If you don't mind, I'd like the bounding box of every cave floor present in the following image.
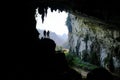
[71,67,89,78]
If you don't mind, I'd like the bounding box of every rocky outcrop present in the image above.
[66,13,120,75]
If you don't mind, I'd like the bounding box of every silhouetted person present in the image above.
[47,30,50,38]
[86,67,113,80]
[43,30,46,38]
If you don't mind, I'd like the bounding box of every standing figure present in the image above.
[43,30,46,38]
[47,30,50,38]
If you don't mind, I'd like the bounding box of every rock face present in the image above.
[66,13,120,74]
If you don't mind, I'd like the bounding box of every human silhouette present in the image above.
[86,67,113,80]
[43,30,46,38]
[47,30,50,38]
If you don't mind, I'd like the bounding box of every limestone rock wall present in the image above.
[67,13,120,74]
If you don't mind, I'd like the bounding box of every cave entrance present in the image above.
[35,7,120,78]
[35,8,69,51]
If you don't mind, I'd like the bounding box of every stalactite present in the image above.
[38,7,44,23]
[37,3,48,23]
[44,7,48,17]
[51,8,54,12]
[41,12,44,23]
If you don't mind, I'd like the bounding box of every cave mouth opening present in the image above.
[35,7,69,50]
[34,6,120,77]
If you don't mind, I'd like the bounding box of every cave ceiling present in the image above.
[34,0,120,28]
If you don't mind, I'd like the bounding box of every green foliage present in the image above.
[65,53,76,66]
[78,62,98,71]
[65,53,98,71]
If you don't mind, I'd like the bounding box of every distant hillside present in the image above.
[37,29,68,47]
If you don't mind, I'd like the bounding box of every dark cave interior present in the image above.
[4,0,120,80]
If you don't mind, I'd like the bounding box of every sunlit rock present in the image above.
[66,13,120,74]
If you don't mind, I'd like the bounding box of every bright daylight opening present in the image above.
[35,8,69,50]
